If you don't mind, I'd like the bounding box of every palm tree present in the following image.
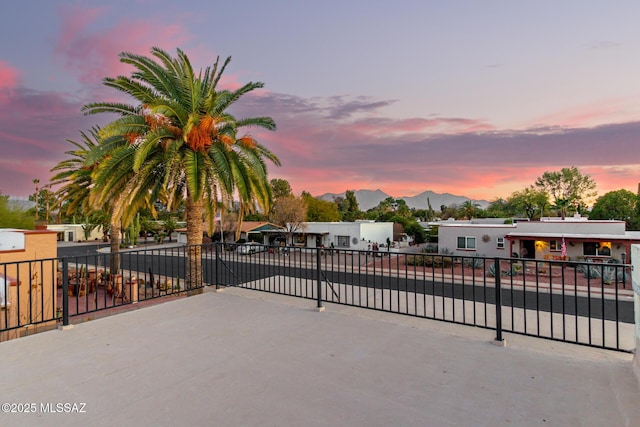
[552,198,571,220]
[82,47,280,288]
[459,200,480,220]
[50,129,98,216]
[162,218,178,243]
[51,128,153,276]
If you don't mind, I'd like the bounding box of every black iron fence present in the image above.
[1,243,634,352]
[0,245,201,341]
[210,244,634,352]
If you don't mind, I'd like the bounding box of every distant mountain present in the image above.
[318,189,490,212]
[400,190,490,211]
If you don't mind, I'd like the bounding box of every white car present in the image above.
[237,242,266,255]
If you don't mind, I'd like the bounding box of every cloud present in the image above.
[0,60,20,105]
[526,99,637,129]
[323,96,396,120]
[233,92,640,199]
[4,78,638,202]
[54,4,192,85]
[0,86,98,196]
[0,60,19,90]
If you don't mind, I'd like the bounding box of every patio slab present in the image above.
[1,286,638,426]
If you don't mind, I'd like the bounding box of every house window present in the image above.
[457,236,476,250]
[496,237,505,249]
[336,235,350,248]
[549,240,561,251]
[583,242,611,257]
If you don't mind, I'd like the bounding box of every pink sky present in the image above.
[1,2,639,204]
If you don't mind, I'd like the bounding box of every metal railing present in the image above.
[0,245,203,341]
[1,243,634,352]
[209,244,634,352]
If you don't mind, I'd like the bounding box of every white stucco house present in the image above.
[282,221,394,251]
[437,215,640,262]
[46,224,104,242]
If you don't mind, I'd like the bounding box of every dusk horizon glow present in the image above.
[1,1,639,202]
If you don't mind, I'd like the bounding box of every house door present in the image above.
[521,240,535,259]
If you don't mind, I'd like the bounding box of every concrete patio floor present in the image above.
[1,286,639,427]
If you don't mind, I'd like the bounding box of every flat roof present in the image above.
[0,288,637,426]
[505,232,640,241]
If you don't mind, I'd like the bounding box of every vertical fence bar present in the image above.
[215,243,220,290]
[316,248,323,308]
[494,258,503,342]
[62,258,69,327]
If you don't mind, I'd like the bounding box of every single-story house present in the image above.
[437,215,640,262]
[46,224,104,242]
[273,221,394,251]
[177,221,283,244]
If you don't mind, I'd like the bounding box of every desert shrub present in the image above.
[577,262,601,279]
[488,262,522,277]
[405,255,426,266]
[405,254,453,268]
[423,244,438,254]
[602,258,627,284]
[427,255,453,268]
[464,256,485,269]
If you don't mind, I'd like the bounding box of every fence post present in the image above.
[494,257,503,343]
[215,243,220,290]
[316,248,323,310]
[62,258,70,327]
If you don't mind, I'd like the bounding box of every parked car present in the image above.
[237,242,266,255]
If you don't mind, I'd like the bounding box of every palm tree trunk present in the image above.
[109,221,121,277]
[235,201,245,242]
[185,196,203,289]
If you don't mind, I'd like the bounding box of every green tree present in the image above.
[368,197,411,221]
[387,215,427,244]
[270,178,293,200]
[82,48,280,288]
[28,187,59,223]
[0,192,35,229]
[163,218,178,242]
[535,166,597,219]
[507,187,549,220]
[395,199,411,218]
[338,190,364,221]
[302,192,340,222]
[51,127,135,275]
[458,200,480,220]
[439,204,459,220]
[269,195,307,245]
[140,216,161,241]
[589,189,639,229]
[485,198,514,218]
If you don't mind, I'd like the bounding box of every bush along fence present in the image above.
[1,243,634,352]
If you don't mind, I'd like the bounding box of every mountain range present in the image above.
[318,189,490,212]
